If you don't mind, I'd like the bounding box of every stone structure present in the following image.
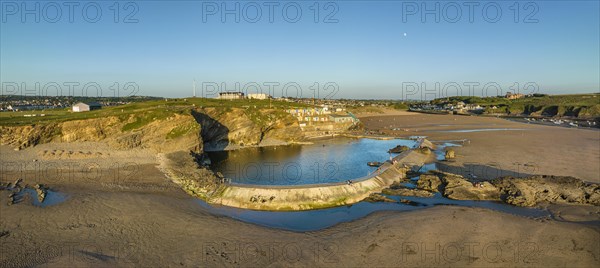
[205,139,434,210]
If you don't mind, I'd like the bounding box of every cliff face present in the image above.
[192,107,304,151]
[0,112,203,153]
[0,107,305,153]
[0,123,62,149]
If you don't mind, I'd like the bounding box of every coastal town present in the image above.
[0,95,156,112]
[3,91,597,129]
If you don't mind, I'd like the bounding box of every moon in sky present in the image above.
[403,33,407,36]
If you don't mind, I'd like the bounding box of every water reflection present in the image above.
[199,139,548,232]
[430,128,527,133]
[3,187,68,207]
[195,195,548,232]
[207,138,417,185]
[25,188,68,207]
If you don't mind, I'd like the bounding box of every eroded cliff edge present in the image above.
[0,107,309,206]
[0,107,305,152]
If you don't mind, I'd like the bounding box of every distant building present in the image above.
[328,114,355,123]
[7,105,52,111]
[465,104,483,111]
[247,93,271,100]
[505,92,525,100]
[218,92,245,100]
[72,102,101,112]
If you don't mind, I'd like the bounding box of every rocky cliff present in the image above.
[0,112,202,153]
[0,107,305,153]
[191,107,304,151]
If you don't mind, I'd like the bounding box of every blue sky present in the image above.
[1,0,599,99]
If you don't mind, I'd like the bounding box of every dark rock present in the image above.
[417,174,442,192]
[383,187,434,197]
[35,184,47,203]
[399,199,421,206]
[437,172,500,201]
[388,145,409,154]
[492,175,600,207]
[363,193,396,203]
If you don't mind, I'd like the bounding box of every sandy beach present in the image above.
[0,159,598,267]
[356,110,600,183]
[0,113,599,267]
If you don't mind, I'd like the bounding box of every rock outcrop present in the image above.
[492,175,600,207]
[439,172,500,201]
[363,193,396,203]
[158,151,221,200]
[383,187,434,197]
[410,171,600,207]
[388,145,409,154]
[382,181,434,197]
[34,184,47,203]
[416,174,442,192]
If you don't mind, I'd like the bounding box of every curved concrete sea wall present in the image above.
[207,140,434,211]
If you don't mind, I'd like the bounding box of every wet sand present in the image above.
[357,110,600,183]
[1,120,599,267]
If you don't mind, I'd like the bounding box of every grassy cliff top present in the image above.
[0,98,312,127]
[432,93,599,107]
[431,93,600,118]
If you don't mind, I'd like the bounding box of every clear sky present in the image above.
[1,0,599,99]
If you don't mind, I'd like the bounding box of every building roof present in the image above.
[73,102,101,107]
[219,92,244,95]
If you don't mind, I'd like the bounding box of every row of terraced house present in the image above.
[285,106,357,124]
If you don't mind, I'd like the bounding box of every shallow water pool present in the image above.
[195,193,549,232]
[430,128,527,133]
[207,138,418,185]
[200,140,548,232]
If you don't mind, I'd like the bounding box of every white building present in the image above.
[247,93,271,100]
[72,102,101,112]
[217,92,245,100]
[328,114,355,123]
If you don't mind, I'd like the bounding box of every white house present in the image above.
[218,92,245,100]
[72,102,101,112]
[328,114,355,123]
[247,93,271,100]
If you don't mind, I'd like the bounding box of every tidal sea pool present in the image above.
[201,138,548,231]
[207,138,417,185]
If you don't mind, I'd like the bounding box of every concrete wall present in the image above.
[207,140,433,211]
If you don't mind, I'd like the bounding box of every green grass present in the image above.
[434,93,598,106]
[392,102,409,110]
[121,108,186,131]
[166,123,199,139]
[0,98,313,127]
[432,93,600,117]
